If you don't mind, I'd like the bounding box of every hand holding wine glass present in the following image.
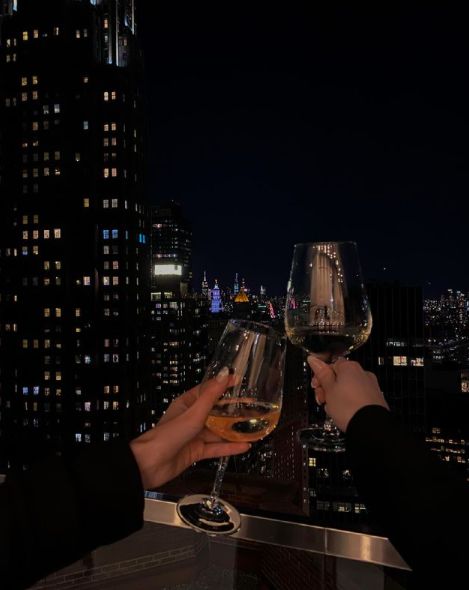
[177,319,286,535]
[285,241,372,452]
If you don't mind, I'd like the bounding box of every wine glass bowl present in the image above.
[285,241,372,452]
[176,319,286,535]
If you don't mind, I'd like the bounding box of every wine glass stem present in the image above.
[208,456,230,508]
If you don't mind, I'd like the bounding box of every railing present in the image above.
[31,496,411,590]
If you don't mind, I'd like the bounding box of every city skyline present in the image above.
[138,3,469,295]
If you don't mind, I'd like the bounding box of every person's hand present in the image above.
[307,357,389,432]
[129,371,250,489]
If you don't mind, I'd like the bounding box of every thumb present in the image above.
[307,356,336,391]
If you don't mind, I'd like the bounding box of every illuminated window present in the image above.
[21,76,27,86]
[103,276,110,286]
[104,91,109,101]
[111,168,117,177]
[112,229,118,239]
[75,29,81,39]
[54,151,60,160]
[111,198,118,208]
[75,152,81,162]
[83,197,89,208]
[103,199,109,208]
[21,92,27,101]
[54,228,61,239]
[103,138,109,147]
[33,29,39,39]
[44,151,50,161]
[44,308,51,317]
[104,18,109,29]
[111,91,117,100]
[32,91,38,100]
[83,28,88,38]
[32,230,39,239]
[32,245,39,255]
[44,261,50,270]
[103,245,110,254]
[104,123,109,132]
[111,123,117,131]
[111,137,117,146]
[83,276,91,286]
[55,307,62,318]
[83,76,89,84]
[411,358,424,367]
[32,122,39,131]
[83,120,89,130]
[112,261,119,270]
[44,167,50,176]
[112,276,119,286]
[22,31,29,41]
[32,75,38,85]
[393,356,408,367]
[103,168,110,178]
[53,27,60,36]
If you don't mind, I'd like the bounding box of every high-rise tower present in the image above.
[0,0,150,467]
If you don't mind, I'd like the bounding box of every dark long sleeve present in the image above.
[0,441,144,590]
[346,405,468,587]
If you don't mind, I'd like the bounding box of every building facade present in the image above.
[0,0,150,467]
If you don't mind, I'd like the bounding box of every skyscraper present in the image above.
[150,203,208,419]
[210,279,223,314]
[0,0,150,467]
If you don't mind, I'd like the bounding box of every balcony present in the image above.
[30,490,411,590]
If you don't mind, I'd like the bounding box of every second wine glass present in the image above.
[285,241,372,452]
[177,319,286,535]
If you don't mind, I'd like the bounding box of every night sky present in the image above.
[139,4,469,296]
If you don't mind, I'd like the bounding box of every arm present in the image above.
[308,357,469,584]
[0,372,249,589]
[0,441,143,590]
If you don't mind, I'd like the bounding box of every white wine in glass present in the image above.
[177,319,286,535]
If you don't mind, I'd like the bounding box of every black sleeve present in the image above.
[0,440,144,590]
[346,405,468,587]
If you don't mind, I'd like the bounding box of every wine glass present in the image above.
[177,319,286,535]
[285,241,372,452]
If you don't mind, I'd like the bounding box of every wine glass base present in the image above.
[298,426,346,453]
[177,494,241,536]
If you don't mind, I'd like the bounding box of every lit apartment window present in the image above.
[104,123,109,132]
[83,276,91,286]
[393,356,408,367]
[103,168,110,178]
[32,91,38,100]
[83,197,89,208]
[54,151,60,160]
[44,308,51,317]
[112,276,119,286]
[111,91,117,100]
[33,29,39,39]
[83,120,89,130]
[55,260,61,269]
[111,168,117,177]
[21,92,27,101]
[32,245,39,255]
[103,138,109,147]
[83,29,88,38]
[54,229,61,238]
[43,104,49,114]
[103,276,110,286]
[32,230,39,239]
[111,137,117,146]
[22,31,29,41]
[83,76,89,84]
[44,151,50,161]
[104,18,109,29]
[21,76,27,86]
[54,104,60,114]
[104,91,109,101]
[111,123,117,131]
[411,358,424,367]
[103,245,110,254]
[32,75,38,85]
[44,167,50,176]
[44,261,50,270]
[32,122,39,131]
[55,308,62,318]
[75,29,81,39]
[53,27,60,36]
[111,198,118,208]
[75,152,81,162]
[111,229,118,239]
[103,199,109,208]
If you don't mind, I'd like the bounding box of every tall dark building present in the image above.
[150,203,208,419]
[151,200,192,289]
[0,0,150,468]
[355,282,426,434]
